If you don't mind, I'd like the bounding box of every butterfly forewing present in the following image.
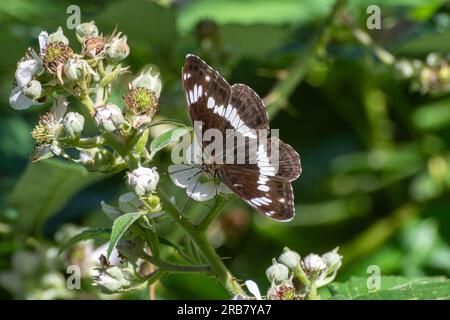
[182,54,231,146]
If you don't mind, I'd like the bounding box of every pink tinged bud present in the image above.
[127,167,160,196]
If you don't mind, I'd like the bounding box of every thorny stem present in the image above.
[142,253,210,273]
[198,196,229,232]
[158,190,246,297]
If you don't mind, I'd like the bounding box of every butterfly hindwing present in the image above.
[218,164,295,221]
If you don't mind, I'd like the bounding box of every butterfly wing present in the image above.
[182,54,231,146]
[218,164,295,221]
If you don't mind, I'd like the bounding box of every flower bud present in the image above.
[131,68,162,98]
[63,112,85,138]
[92,266,132,294]
[22,80,42,100]
[395,59,414,78]
[278,247,301,270]
[127,166,159,196]
[94,103,124,132]
[76,21,99,40]
[302,254,326,273]
[64,58,83,81]
[107,33,130,62]
[321,248,342,274]
[83,36,105,58]
[266,260,289,284]
[47,27,69,45]
[426,53,441,67]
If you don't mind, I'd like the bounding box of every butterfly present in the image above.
[177,54,301,221]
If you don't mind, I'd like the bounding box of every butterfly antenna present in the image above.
[179,171,202,218]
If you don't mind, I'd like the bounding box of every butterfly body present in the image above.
[181,54,301,221]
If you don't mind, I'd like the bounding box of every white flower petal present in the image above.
[245,280,262,300]
[9,86,33,110]
[51,95,68,122]
[38,31,49,54]
[168,164,202,188]
[186,178,216,201]
[15,59,40,88]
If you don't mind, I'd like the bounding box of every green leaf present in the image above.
[412,98,450,131]
[107,212,142,258]
[9,159,105,231]
[178,0,335,32]
[58,228,111,255]
[150,127,189,155]
[328,276,450,300]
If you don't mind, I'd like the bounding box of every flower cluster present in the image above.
[395,53,450,95]
[237,247,342,300]
[9,22,162,165]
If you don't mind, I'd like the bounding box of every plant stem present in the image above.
[142,254,210,273]
[198,196,229,232]
[159,190,246,296]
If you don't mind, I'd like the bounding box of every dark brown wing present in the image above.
[218,164,295,221]
[182,54,231,146]
[267,137,302,181]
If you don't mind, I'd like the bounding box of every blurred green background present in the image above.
[1,0,450,299]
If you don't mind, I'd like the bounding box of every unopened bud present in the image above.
[76,21,99,40]
[107,34,130,62]
[266,260,289,284]
[64,58,83,81]
[321,248,342,274]
[63,112,85,138]
[95,103,124,132]
[127,166,160,196]
[22,80,42,100]
[302,254,326,273]
[278,248,301,270]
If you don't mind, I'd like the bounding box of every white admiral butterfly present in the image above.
[179,54,301,221]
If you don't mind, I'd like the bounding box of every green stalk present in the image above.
[159,190,245,296]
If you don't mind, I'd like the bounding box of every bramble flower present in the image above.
[127,166,160,196]
[107,32,130,62]
[168,142,233,201]
[40,28,73,74]
[94,103,125,132]
[131,67,162,98]
[124,68,162,127]
[266,281,298,300]
[30,95,68,162]
[63,112,85,138]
